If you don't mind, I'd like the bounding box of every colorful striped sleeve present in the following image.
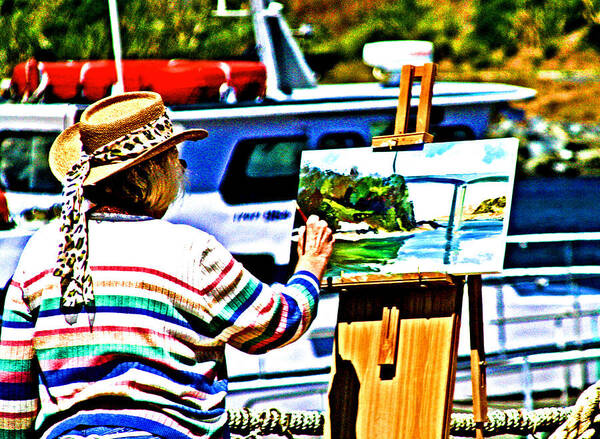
[0,278,38,438]
[193,236,320,355]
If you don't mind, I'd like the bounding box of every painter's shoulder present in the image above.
[159,219,214,243]
[11,221,61,277]
[25,221,61,249]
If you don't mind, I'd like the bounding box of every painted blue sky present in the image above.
[300,138,519,178]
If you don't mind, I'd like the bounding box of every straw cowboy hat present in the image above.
[49,91,207,186]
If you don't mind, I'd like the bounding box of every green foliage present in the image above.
[298,166,416,233]
[338,1,433,59]
[470,0,589,64]
[472,0,519,51]
[0,0,597,79]
[120,0,253,60]
[0,0,253,77]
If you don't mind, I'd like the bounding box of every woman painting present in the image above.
[0,91,333,439]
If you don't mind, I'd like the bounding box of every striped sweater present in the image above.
[0,215,319,439]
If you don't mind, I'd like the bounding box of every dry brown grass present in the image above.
[515,79,600,123]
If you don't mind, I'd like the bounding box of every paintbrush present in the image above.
[295,202,308,254]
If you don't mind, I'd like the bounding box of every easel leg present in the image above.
[468,274,488,439]
[325,278,464,439]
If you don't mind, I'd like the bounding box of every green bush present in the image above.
[338,1,433,60]
[0,0,598,79]
[0,0,251,77]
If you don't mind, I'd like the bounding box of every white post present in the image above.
[250,0,316,99]
[108,0,125,94]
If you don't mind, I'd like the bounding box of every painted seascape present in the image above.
[297,138,519,284]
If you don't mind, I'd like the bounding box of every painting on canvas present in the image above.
[296,138,519,285]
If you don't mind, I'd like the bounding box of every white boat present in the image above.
[0,0,536,289]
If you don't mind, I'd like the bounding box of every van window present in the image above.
[0,132,62,193]
[370,119,395,138]
[221,136,306,204]
[246,141,302,178]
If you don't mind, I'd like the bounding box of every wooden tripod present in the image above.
[323,63,488,439]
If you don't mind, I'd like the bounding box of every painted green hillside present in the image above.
[298,165,416,232]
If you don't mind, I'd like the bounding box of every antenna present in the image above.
[107,0,124,94]
[250,0,317,98]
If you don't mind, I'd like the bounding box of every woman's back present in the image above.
[0,91,332,439]
[6,216,320,439]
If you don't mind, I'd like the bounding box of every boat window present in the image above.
[317,132,367,149]
[369,107,445,139]
[370,119,396,138]
[506,274,600,297]
[505,240,600,271]
[0,131,62,193]
[220,136,306,204]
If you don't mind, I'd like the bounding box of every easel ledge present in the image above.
[372,132,434,149]
[324,271,454,289]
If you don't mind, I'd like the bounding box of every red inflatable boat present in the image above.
[10,58,267,105]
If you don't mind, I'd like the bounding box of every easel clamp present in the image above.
[371,62,437,151]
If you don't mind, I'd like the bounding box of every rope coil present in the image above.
[550,381,600,439]
[451,407,573,436]
[228,408,324,438]
[227,381,600,438]
[227,406,572,438]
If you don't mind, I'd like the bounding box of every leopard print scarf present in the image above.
[55,112,173,325]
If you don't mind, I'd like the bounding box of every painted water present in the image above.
[327,218,505,279]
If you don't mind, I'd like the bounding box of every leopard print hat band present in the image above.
[55,113,174,325]
[50,92,205,187]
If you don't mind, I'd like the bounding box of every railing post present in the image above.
[495,285,507,353]
[522,357,533,411]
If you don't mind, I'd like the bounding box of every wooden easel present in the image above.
[323,63,488,439]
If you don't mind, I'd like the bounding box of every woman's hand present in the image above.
[295,215,334,282]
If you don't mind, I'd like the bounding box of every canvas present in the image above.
[296,138,519,285]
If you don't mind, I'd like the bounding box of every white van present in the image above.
[0,79,534,285]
